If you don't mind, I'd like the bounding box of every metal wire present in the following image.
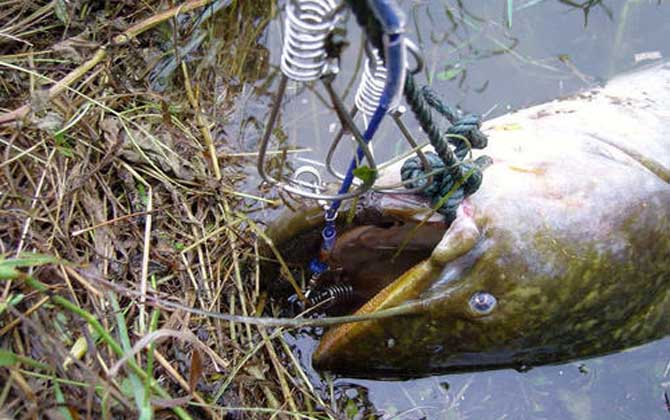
[257,0,381,201]
[256,76,380,201]
[325,47,434,194]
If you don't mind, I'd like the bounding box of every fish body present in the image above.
[267,62,670,377]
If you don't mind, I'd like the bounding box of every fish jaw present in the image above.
[312,205,491,374]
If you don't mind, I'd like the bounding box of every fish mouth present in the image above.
[265,191,449,313]
[311,201,484,373]
[310,194,449,313]
[264,191,488,374]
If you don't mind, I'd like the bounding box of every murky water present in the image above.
[242,1,670,418]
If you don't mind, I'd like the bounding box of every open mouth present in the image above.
[273,192,449,315]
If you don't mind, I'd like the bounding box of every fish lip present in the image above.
[311,204,486,373]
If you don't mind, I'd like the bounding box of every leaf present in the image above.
[54,0,70,25]
[63,336,88,370]
[53,380,75,420]
[54,132,74,158]
[0,253,61,268]
[345,398,359,419]
[188,349,203,393]
[352,165,377,185]
[0,349,51,371]
[0,253,60,280]
[109,292,148,416]
[0,294,24,315]
[0,265,20,280]
[54,131,66,144]
[136,182,148,205]
[0,349,18,367]
[436,66,465,81]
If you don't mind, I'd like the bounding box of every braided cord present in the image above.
[402,59,490,221]
[403,75,460,180]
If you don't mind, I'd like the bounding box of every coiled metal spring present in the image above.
[257,0,380,201]
[325,42,436,194]
[355,51,387,117]
[306,283,355,309]
[281,0,340,82]
[259,0,433,202]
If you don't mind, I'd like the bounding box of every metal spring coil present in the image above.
[306,283,355,308]
[355,51,387,117]
[281,0,340,82]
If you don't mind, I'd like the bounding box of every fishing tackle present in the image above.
[355,48,388,117]
[257,0,379,201]
[254,0,495,338]
[259,0,485,309]
[280,0,340,82]
[325,45,436,194]
[257,0,432,203]
[306,283,355,309]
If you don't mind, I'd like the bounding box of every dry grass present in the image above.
[0,1,339,418]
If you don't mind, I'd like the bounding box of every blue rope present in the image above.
[318,80,388,262]
[311,16,406,276]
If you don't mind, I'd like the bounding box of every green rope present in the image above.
[345,0,491,223]
[401,75,490,221]
[422,86,488,158]
[421,85,459,122]
[402,75,459,175]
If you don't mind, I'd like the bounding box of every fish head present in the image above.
[264,63,670,377]
[313,142,668,376]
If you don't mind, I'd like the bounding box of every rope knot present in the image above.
[447,114,488,159]
[401,154,490,223]
[401,84,493,223]
[400,152,444,197]
[343,0,492,227]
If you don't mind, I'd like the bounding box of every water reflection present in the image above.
[340,337,670,419]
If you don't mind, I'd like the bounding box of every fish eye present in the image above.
[469,291,497,315]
